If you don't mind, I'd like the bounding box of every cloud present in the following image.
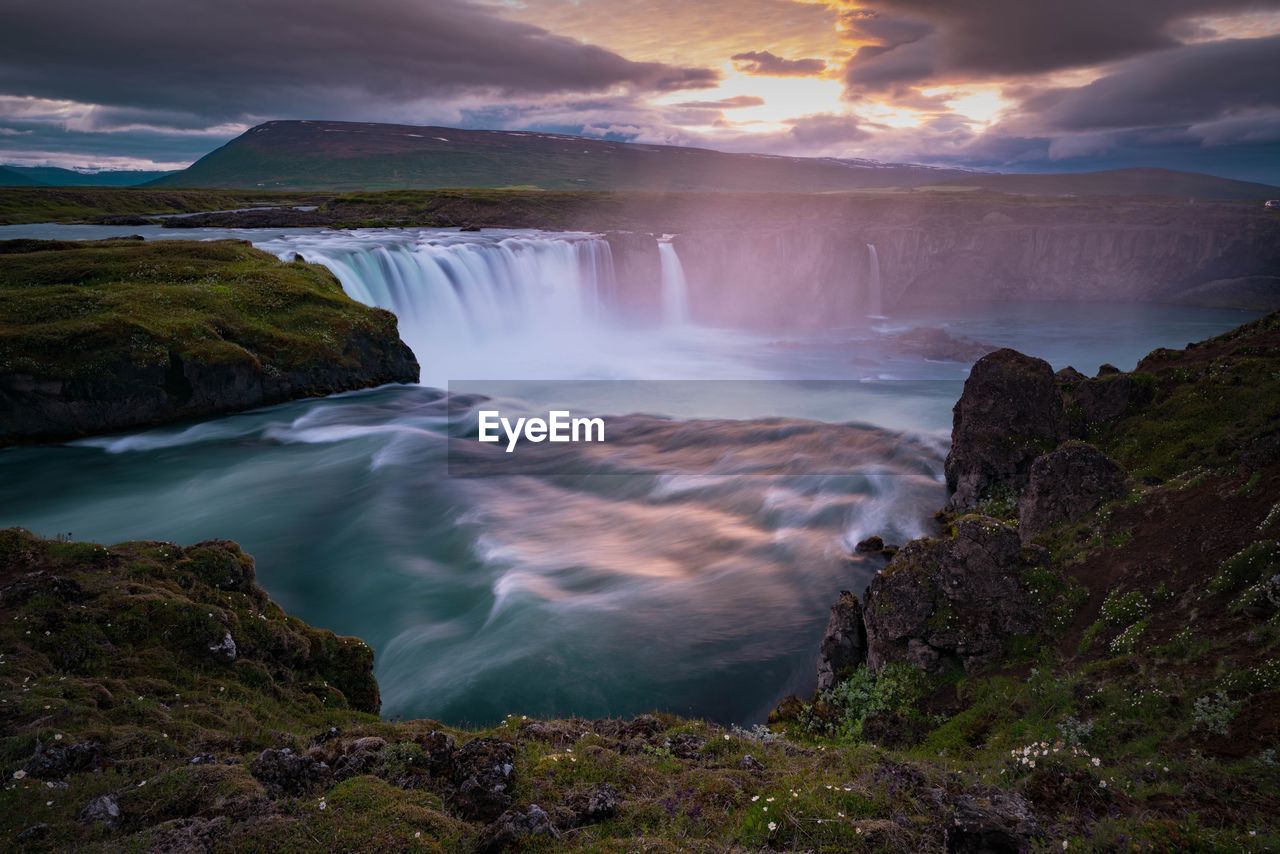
[784,113,873,146]
[731,51,829,76]
[839,0,1269,92]
[672,96,767,109]
[0,0,718,128]
[1020,35,1280,131]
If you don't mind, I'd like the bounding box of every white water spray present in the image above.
[657,240,691,325]
[866,243,884,319]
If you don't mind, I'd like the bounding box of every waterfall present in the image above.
[266,229,620,384]
[657,240,691,325]
[866,243,884,318]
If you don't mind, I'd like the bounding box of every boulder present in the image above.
[452,738,516,821]
[1054,366,1085,383]
[863,517,1043,673]
[816,591,867,692]
[1018,442,1127,542]
[24,740,100,779]
[854,536,885,553]
[477,804,559,853]
[79,793,121,828]
[566,783,620,825]
[945,789,1041,853]
[945,349,1066,512]
[415,730,457,777]
[249,748,331,798]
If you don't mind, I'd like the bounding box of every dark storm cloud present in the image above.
[1021,36,1280,131]
[731,51,829,76]
[841,0,1272,91]
[0,0,719,127]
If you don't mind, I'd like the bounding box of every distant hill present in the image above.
[150,120,972,192]
[938,168,1278,200]
[150,121,1279,198]
[1,166,175,187]
[0,166,44,187]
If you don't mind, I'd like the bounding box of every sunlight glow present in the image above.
[658,66,846,131]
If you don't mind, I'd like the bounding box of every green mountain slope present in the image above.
[150,121,1280,198]
[149,120,972,192]
[3,166,175,187]
[0,165,44,187]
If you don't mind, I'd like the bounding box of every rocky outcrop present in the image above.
[862,517,1043,673]
[452,738,517,821]
[249,748,332,798]
[0,238,420,445]
[945,349,1066,511]
[816,590,867,692]
[1018,442,1127,542]
[0,336,418,444]
[1066,372,1155,431]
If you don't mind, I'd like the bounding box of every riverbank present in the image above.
[0,238,418,444]
[2,311,1278,850]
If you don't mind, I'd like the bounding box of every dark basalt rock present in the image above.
[1054,366,1086,383]
[945,349,1066,512]
[249,748,331,798]
[855,535,885,553]
[816,590,867,692]
[1069,372,1154,429]
[665,733,708,759]
[477,804,559,853]
[945,788,1041,853]
[24,739,101,779]
[566,783,620,825]
[79,793,121,828]
[415,730,458,777]
[452,738,517,821]
[1,337,419,445]
[863,517,1043,673]
[1018,442,1127,543]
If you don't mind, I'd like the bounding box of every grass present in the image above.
[0,238,403,381]
[0,188,311,226]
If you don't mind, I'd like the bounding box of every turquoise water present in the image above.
[0,224,1258,724]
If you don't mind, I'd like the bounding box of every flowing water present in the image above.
[0,224,1259,725]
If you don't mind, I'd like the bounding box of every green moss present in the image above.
[0,238,403,383]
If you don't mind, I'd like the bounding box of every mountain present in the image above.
[2,165,175,186]
[0,165,44,187]
[149,120,972,192]
[150,120,1279,198]
[938,167,1279,200]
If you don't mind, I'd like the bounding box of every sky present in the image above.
[0,0,1278,182]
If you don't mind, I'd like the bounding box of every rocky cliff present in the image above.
[0,239,419,444]
[665,204,1280,327]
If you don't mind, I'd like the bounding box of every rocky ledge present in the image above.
[0,238,419,444]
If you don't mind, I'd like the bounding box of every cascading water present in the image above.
[657,239,692,325]
[866,243,884,318]
[0,222,1251,726]
[261,229,624,384]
